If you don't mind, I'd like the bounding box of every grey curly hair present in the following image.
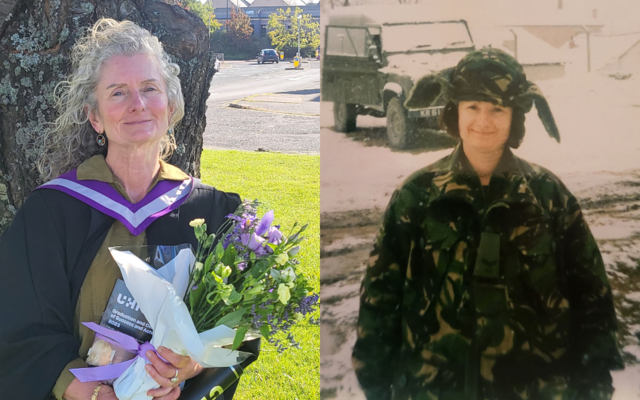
[38,18,185,181]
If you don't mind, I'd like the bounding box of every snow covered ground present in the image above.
[320,72,640,398]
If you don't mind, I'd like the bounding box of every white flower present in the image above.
[277,283,291,305]
[195,262,203,271]
[275,253,289,266]
[189,218,205,227]
[281,266,296,282]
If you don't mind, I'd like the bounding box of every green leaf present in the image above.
[222,243,238,267]
[216,242,225,260]
[215,307,247,328]
[251,260,271,279]
[204,234,215,250]
[212,271,223,283]
[197,225,206,240]
[189,284,205,311]
[227,289,242,305]
[232,326,249,351]
[206,291,219,304]
[259,324,271,339]
[204,253,215,275]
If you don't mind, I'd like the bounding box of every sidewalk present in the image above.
[231,91,320,116]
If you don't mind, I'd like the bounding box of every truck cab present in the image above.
[322,10,475,149]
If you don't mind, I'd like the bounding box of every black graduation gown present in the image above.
[0,181,259,400]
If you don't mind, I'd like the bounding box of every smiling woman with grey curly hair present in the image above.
[0,18,259,400]
[38,18,185,181]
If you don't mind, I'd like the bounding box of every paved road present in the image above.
[203,60,320,154]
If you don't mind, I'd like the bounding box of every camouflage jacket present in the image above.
[353,145,623,400]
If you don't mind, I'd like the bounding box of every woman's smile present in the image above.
[458,100,512,154]
[88,54,174,149]
[124,120,152,125]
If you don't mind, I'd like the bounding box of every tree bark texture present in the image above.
[0,0,216,233]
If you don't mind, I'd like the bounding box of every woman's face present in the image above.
[458,101,513,154]
[88,54,174,150]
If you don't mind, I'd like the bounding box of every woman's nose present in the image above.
[128,90,147,112]
[475,108,493,128]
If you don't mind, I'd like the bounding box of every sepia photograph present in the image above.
[320,0,640,398]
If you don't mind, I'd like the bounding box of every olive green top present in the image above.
[52,155,189,399]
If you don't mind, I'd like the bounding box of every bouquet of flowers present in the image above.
[186,199,319,351]
[71,200,318,400]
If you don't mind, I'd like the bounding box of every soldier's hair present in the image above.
[38,18,185,181]
[440,101,526,149]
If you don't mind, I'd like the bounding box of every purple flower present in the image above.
[267,226,283,245]
[253,245,268,257]
[226,214,243,222]
[237,262,247,271]
[241,233,251,246]
[255,210,274,236]
[248,233,266,251]
[191,285,198,291]
[241,217,254,230]
[223,233,233,249]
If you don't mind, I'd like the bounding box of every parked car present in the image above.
[257,49,279,64]
[321,10,475,149]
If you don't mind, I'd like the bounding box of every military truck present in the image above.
[322,10,475,149]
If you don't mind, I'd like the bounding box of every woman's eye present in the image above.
[468,104,478,110]
[144,87,157,92]
[112,91,124,97]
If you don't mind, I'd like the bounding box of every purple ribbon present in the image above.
[70,322,160,382]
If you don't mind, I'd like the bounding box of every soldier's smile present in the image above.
[458,100,512,154]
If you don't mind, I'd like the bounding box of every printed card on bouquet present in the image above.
[82,279,153,373]
[100,279,153,343]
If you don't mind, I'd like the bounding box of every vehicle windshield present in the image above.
[381,21,472,53]
[265,50,277,55]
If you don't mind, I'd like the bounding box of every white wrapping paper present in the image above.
[109,248,251,400]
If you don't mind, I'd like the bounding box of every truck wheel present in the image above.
[334,103,357,132]
[386,97,415,149]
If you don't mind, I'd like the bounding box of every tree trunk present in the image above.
[0,0,216,233]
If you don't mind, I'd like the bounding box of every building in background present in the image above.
[207,0,320,38]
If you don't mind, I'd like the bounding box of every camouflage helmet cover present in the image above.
[405,47,560,142]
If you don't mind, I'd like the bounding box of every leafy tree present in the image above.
[225,8,254,49]
[267,8,320,57]
[179,0,222,33]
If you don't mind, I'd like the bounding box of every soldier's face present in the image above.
[458,101,512,154]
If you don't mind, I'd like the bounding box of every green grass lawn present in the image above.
[200,149,320,400]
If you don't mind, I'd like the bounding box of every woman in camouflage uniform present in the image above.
[352,48,624,400]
